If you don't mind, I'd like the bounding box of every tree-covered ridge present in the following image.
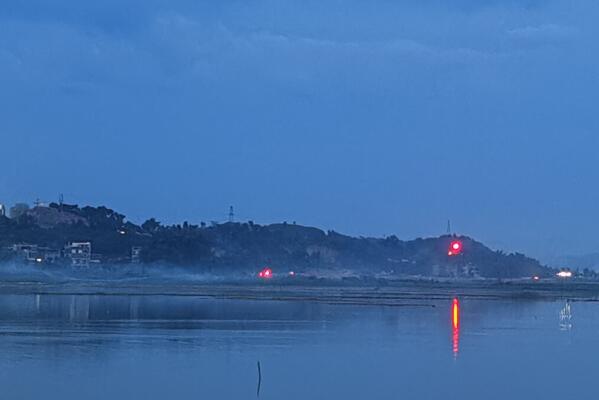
[0,203,549,278]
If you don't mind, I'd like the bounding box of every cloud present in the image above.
[1,1,584,92]
[507,24,580,41]
[1,0,599,258]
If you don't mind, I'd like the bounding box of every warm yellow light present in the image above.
[452,298,459,329]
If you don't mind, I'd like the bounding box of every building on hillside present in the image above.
[10,244,39,263]
[131,247,142,264]
[9,244,60,264]
[65,242,92,267]
[0,204,5,217]
[39,248,61,264]
[9,203,30,219]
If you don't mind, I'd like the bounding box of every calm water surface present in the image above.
[0,294,594,399]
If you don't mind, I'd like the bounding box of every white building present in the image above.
[65,242,92,267]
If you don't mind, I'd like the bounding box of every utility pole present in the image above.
[228,206,235,223]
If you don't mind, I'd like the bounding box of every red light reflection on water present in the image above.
[452,298,460,356]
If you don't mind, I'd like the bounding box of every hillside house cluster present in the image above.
[6,242,142,267]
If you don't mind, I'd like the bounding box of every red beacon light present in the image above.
[258,267,273,279]
[448,240,463,256]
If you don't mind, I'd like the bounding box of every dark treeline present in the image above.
[0,203,550,278]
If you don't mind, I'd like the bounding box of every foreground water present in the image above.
[0,293,593,399]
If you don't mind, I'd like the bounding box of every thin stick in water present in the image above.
[257,361,262,397]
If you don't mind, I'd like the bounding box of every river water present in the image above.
[0,294,592,399]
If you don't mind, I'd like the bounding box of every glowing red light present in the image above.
[448,241,463,256]
[258,267,273,279]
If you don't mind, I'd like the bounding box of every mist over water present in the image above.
[0,262,252,284]
[0,294,593,399]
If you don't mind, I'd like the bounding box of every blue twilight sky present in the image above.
[0,1,598,260]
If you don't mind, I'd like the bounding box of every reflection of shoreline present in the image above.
[559,301,572,331]
[0,281,598,303]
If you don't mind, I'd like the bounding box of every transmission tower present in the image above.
[228,206,235,223]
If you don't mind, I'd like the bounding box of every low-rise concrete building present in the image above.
[65,242,92,267]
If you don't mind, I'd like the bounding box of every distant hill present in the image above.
[0,203,550,278]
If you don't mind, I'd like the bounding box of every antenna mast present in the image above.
[228,206,235,223]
